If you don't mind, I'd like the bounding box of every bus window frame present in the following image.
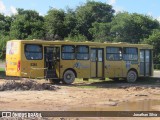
[76,45,89,60]
[24,44,43,60]
[123,47,138,61]
[106,47,122,61]
[61,45,75,60]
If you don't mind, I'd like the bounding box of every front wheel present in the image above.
[126,70,137,83]
[62,70,75,84]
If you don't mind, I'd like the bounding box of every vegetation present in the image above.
[0,68,5,71]
[0,1,160,66]
[72,78,160,88]
[0,67,5,78]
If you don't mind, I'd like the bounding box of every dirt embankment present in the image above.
[0,80,60,91]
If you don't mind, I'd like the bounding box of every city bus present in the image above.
[5,40,153,84]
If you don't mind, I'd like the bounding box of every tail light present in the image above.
[17,60,21,71]
[5,61,7,71]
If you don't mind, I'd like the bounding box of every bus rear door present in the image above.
[140,49,152,76]
[90,48,104,78]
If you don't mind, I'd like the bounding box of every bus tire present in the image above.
[126,70,137,83]
[62,70,75,84]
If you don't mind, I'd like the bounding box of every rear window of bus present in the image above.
[25,44,42,60]
[6,41,19,55]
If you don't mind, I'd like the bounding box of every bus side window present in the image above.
[90,49,96,62]
[62,45,75,60]
[106,47,122,61]
[76,45,89,60]
[123,47,138,61]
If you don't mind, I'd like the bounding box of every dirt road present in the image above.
[0,61,160,119]
[154,71,160,77]
[0,78,160,119]
[1,84,160,111]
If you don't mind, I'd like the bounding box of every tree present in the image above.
[110,12,159,43]
[0,14,7,36]
[10,9,45,40]
[0,36,9,60]
[44,8,66,40]
[0,14,12,37]
[75,1,115,40]
[63,8,77,37]
[0,14,13,59]
[89,22,111,42]
[144,29,160,64]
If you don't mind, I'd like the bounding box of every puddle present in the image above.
[110,99,160,111]
[70,99,160,111]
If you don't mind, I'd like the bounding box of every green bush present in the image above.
[0,36,9,60]
[64,34,88,42]
[154,64,160,70]
[154,64,157,69]
[157,64,160,70]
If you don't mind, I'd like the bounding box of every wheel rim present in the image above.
[127,71,137,82]
[66,74,72,80]
[63,70,75,84]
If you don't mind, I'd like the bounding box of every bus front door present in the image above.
[140,49,152,76]
[44,46,60,79]
[90,48,104,78]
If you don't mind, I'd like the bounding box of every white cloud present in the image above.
[39,12,45,16]
[114,6,124,13]
[0,0,6,12]
[0,0,17,16]
[147,12,152,16]
[107,0,116,5]
[106,0,124,13]
[10,6,18,15]
[156,16,160,22]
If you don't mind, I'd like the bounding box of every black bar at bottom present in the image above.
[0,111,160,117]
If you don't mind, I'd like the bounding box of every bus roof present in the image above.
[8,40,153,49]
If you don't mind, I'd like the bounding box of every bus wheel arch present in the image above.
[126,69,138,83]
[62,68,77,84]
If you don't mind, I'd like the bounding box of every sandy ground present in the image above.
[1,84,159,111]
[0,78,160,120]
[0,64,160,119]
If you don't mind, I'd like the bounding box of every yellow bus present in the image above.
[6,40,153,84]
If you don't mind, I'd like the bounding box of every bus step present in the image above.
[46,70,57,79]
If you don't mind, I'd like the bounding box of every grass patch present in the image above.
[0,67,5,78]
[137,77,160,85]
[75,78,111,83]
[72,78,113,88]
[72,77,160,89]
[0,68,5,71]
